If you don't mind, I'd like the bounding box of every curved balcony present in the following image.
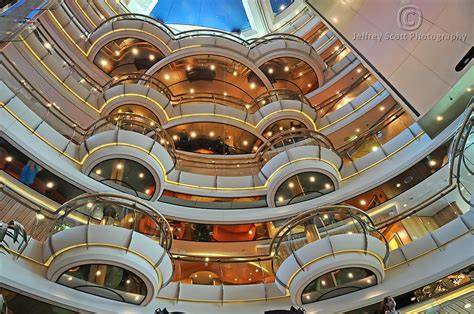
[79,112,176,199]
[103,72,313,115]
[269,205,389,305]
[40,193,174,305]
[451,103,473,206]
[256,128,342,205]
[83,13,325,87]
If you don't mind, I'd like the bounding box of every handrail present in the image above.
[336,105,404,154]
[255,127,343,171]
[103,72,312,113]
[92,13,316,53]
[374,99,473,229]
[83,112,177,173]
[47,192,173,250]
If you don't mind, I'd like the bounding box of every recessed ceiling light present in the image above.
[467,87,472,92]
[43,42,52,49]
[209,131,215,137]
[164,74,170,80]
[356,68,362,73]
[268,68,274,74]
[131,47,139,55]
[436,115,444,122]
[186,65,192,71]
[379,106,385,111]
[428,159,437,167]
[99,59,108,67]
[5,156,12,162]
[371,146,379,152]
[36,213,45,220]
[190,88,195,93]
[284,66,290,72]
[114,50,120,56]
[288,182,295,188]
[138,172,145,179]
[250,82,256,89]
[464,303,471,309]
[277,196,284,202]
[348,272,354,279]
[86,202,94,208]
[233,70,238,76]
[210,64,216,70]
[190,131,197,138]
[279,4,286,11]
[242,140,249,146]
[116,163,123,170]
[149,54,155,61]
[324,183,332,189]
[360,199,367,206]
[309,176,315,182]
[396,183,401,188]
[46,182,54,189]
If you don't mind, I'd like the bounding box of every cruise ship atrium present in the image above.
[0,0,472,313]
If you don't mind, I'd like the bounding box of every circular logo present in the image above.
[397,5,423,31]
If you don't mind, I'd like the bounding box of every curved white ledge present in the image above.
[85,18,325,86]
[275,233,386,305]
[79,130,174,198]
[317,81,386,130]
[100,84,317,133]
[43,224,173,305]
[260,145,342,206]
